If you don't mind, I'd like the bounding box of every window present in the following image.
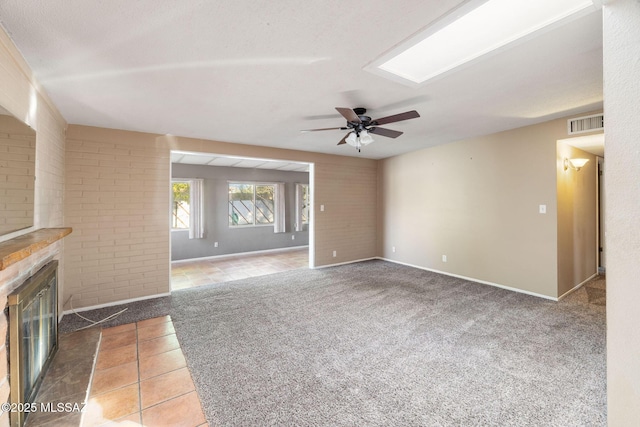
[172,180,191,229]
[172,179,204,238]
[229,183,275,226]
[295,183,309,231]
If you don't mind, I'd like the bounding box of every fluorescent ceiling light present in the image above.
[375,0,600,84]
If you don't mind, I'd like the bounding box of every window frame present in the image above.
[295,183,309,231]
[171,179,192,231]
[228,181,277,228]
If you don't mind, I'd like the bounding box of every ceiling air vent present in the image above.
[568,113,604,135]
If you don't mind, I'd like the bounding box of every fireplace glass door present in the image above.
[8,260,59,427]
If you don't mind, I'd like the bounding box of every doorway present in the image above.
[169,151,313,290]
[558,133,606,295]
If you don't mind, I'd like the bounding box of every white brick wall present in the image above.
[0,115,35,235]
[64,128,171,308]
[64,130,379,309]
[0,26,67,427]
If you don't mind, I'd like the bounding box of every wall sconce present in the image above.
[564,158,589,171]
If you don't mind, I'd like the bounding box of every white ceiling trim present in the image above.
[170,151,310,172]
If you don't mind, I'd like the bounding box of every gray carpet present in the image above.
[59,260,605,425]
[59,294,171,333]
[169,260,606,426]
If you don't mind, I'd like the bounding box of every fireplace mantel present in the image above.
[0,228,72,271]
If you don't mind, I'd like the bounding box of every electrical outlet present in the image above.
[321,204,325,212]
[291,235,295,240]
[442,255,447,262]
[332,250,337,257]
[214,242,218,248]
[539,204,546,214]
[392,246,396,253]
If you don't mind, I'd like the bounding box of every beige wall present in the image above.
[556,142,597,297]
[0,26,67,427]
[379,115,599,299]
[63,129,378,309]
[604,0,640,424]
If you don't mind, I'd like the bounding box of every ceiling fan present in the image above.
[302,107,420,152]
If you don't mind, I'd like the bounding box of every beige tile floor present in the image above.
[171,247,309,290]
[83,316,207,427]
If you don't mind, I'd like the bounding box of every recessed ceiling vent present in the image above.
[568,113,604,135]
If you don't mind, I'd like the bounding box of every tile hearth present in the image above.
[25,316,207,427]
[24,328,100,427]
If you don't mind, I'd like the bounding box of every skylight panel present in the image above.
[371,0,600,85]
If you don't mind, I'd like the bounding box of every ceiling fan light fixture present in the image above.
[345,130,375,150]
[345,132,358,146]
[302,107,417,151]
[359,130,374,145]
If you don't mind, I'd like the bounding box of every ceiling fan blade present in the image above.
[301,127,347,133]
[371,110,420,126]
[337,133,350,145]
[335,107,362,123]
[369,127,403,138]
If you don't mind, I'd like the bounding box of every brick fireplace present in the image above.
[0,229,71,427]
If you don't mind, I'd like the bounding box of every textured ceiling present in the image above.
[0,1,603,159]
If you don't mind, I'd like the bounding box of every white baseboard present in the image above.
[377,257,558,301]
[62,292,171,316]
[61,257,583,317]
[557,272,598,300]
[313,257,378,269]
[172,245,309,264]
